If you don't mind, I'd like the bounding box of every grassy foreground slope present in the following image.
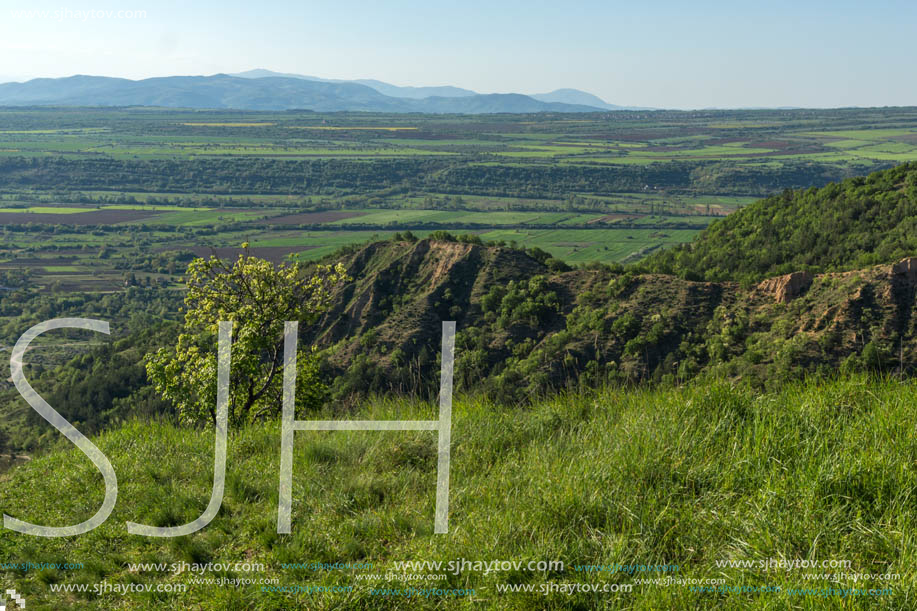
[2,374,915,609]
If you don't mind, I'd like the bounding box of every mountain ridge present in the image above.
[0,73,617,113]
[231,69,480,100]
[530,87,642,110]
[302,234,917,402]
[229,69,648,108]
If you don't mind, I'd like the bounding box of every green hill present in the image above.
[2,376,915,609]
[640,162,917,283]
[297,234,917,403]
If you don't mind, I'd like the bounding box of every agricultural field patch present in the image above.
[0,209,162,225]
[265,210,369,225]
[477,228,701,263]
[168,245,318,263]
[287,126,419,131]
[181,122,276,127]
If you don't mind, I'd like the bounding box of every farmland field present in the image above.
[1,106,917,291]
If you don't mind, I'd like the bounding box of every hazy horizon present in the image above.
[1,0,916,109]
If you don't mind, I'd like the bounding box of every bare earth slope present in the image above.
[304,238,917,399]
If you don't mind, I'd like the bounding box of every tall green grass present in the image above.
[1,374,915,609]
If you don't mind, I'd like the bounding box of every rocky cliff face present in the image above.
[893,257,917,282]
[302,239,547,391]
[305,240,917,399]
[757,271,813,303]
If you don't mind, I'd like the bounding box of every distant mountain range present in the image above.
[0,70,651,113]
[231,69,481,100]
[230,69,635,109]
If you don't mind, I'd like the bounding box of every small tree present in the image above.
[146,245,349,426]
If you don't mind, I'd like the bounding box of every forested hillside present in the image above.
[299,231,917,405]
[0,156,855,199]
[641,162,917,282]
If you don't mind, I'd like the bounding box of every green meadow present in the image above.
[1,375,913,609]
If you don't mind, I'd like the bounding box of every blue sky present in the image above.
[1,0,915,108]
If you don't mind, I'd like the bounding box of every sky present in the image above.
[1,0,915,109]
